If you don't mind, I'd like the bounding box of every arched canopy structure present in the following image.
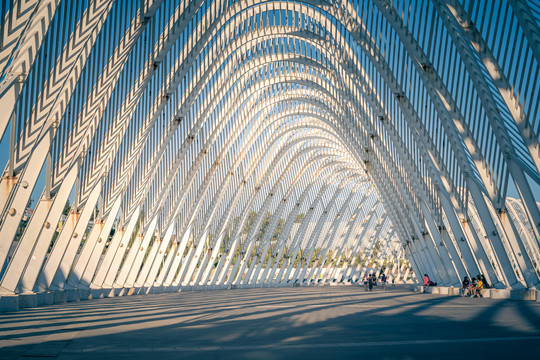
[0,0,539,296]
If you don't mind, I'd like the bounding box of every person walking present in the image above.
[381,273,387,291]
[363,275,368,291]
[368,274,374,291]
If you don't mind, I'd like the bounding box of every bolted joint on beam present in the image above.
[421,63,433,73]
[464,19,474,30]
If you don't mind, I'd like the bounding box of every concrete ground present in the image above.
[1,285,540,359]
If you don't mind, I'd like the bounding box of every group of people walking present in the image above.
[362,273,386,291]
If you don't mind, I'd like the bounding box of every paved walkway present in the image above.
[1,285,540,359]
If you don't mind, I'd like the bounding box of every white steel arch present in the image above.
[0,0,539,302]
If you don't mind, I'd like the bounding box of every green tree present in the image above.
[309,248,320,267]
[62,200,71,215]
[256,212,272,241]
[293,249,303,267]
[324,250,334,266]
[243,211,258,235]
[272,218,285,241]
[231,246,242,264]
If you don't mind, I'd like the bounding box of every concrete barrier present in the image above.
[511,289,537,301]
[36,292,54,306]
[52,290,66,304]
[66,289,80,302]
[19,293,37,308]
[91,289,104,299]
[79,289,91,301]
[490,289,511,299]
[1,282,303,312]
[126,287,136,296]
[0,295,19,312]
[116,287,127,296]
[439,287,449,295]
[429,287,461,296]
[410,286,538,301]
[448,287,460,296]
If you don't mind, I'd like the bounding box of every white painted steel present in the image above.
[0,0,538,300]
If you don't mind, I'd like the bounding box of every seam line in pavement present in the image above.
[60,336,540,352]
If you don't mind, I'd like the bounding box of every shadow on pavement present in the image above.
[1,286,539,359]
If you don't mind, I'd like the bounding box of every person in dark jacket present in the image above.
[461,276,470,296]
[381,273,387,291]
